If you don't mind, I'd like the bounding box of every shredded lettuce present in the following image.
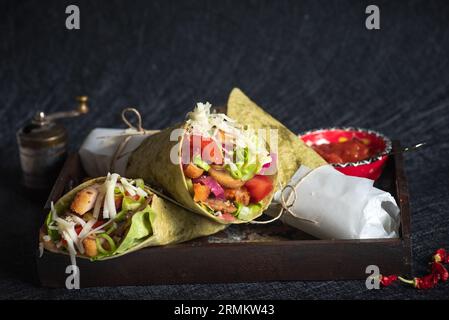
[185,178,194,195]
[45,211,60,241]
[193,154,211,171]
[114,194,146,222]
[122,195,145,211]
[198,202,216,215]
[224,147,263,181]
[114,185,124,195]
[135,179,145,190]
[235,202,263,221]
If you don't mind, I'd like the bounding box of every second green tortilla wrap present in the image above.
[227,88,327,188]
[41,176,226,261]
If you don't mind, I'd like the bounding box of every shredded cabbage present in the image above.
[103,173,119,219]
[120,177,148,198]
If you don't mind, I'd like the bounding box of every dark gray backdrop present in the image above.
[1,0,448,299]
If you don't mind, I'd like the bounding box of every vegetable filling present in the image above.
[43,174,154,261]
[182,103,276,222]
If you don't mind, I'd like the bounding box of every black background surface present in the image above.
[1,0,448,299]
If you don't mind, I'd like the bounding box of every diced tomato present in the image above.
[124,192,140,201]
[189,135,223,164]
[93,220,105,229]
[221,212,236,222]
[244,175,273,203]
[115,194,123,210]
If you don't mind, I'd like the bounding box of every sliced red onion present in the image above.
[259,153,277,175]
[193,176,225,199]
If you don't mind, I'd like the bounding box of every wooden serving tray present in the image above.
[37,141,412,287]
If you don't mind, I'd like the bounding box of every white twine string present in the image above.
[109,108,152,173]
[249,181,318,225]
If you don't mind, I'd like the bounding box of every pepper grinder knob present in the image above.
[77,96,89,114]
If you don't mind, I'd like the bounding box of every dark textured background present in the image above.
[1,0,449,299]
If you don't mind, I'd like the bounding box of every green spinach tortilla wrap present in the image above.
[126,103,278,224]
[227,88,327,188]
[40,174,225,262]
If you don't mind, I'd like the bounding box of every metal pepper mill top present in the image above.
[17,96,89,190]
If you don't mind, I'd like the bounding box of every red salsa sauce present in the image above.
[312,137,376,164]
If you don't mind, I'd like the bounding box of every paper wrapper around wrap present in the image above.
[265,165,400,239]
[41,177,226,260]
[79,128,152,178]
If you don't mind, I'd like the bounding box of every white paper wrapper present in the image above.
[270,165,401,239]
[79,128,152,177]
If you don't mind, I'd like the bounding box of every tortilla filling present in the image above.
[181,103,276,222]
[41,174,154,262]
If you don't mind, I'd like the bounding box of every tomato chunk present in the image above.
[115,194,123,210]
[244,175,273,203]
[124,192,140,201]
[189,135,223,165]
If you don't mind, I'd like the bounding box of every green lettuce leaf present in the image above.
[135,179,145,190]
[235,202,263,221]
[122,195,145,211]
[113,205,154,255]
[193,154,211,171]
[225,147,262,181]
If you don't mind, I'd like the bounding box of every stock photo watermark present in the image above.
[365,5,380,30]
[65,264,80,289]
[66,5,80,30]
[64,4,380,31]
[365,265,381,289]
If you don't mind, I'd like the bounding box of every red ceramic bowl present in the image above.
[300,127,392,180]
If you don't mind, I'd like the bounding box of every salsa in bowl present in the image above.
[300,127,392,180]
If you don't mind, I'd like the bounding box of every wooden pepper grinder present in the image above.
[16,96,89,190]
